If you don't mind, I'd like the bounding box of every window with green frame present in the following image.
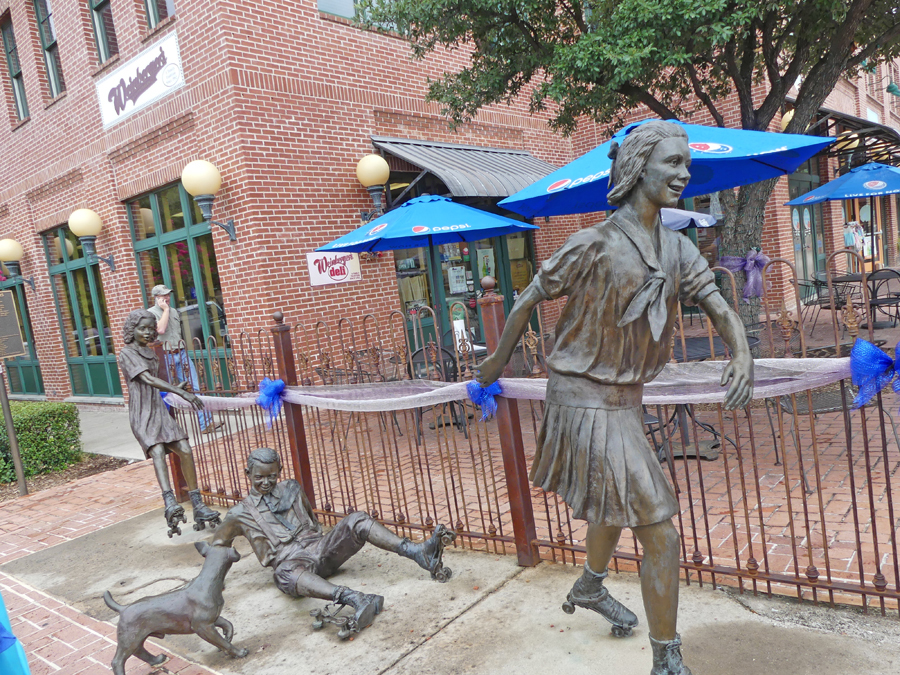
[127,183,229,360]
[43,227,121,397]
[144,0,175,29]
[33,0,65,97]
[0,14,28,120]
[0,267,43,395]
[88,0,118,63]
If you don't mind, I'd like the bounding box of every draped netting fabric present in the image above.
[163,358,852,412]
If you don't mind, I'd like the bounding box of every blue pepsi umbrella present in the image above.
[498,119,836,218]
[784,162,900,205]
[317,194,538,252]
[660,208,717,231]
[318,194,539,342]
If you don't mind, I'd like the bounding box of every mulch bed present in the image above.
[0,454,132,503]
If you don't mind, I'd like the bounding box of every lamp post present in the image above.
[356,154,390,223]
[181,160,237,240]
[68,208,115,270]
[0,239,35,290]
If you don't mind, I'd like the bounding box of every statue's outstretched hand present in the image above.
[475,354,505,387]
[721,352,754,410]
[180,389,205,411]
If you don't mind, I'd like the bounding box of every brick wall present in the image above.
[1,0,898,399]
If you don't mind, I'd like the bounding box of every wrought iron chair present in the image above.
[409,344,469,438]
[797,279,853,336]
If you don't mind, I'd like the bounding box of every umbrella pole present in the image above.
[869,196,876,270]
[429,240,446,350]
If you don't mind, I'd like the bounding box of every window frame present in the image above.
[144,0,175,30]
[0,15,29,120]
[32,0,65,97]
[89,0,117,64]
[126,182,231,389]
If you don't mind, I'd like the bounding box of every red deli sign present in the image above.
[306,252,362,286]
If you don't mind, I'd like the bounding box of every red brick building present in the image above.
[0,0,898,401]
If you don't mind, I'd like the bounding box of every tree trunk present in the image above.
[717,178,779,326]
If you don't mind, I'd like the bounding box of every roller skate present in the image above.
[162,490,186,538]
[310,587,384,639]
[189,489,221,531]
[397,524,456,582]
[650,634,693,675]
[561,562,638,637]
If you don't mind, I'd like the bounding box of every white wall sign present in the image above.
[96,32,185,128]
[306,252,362,286]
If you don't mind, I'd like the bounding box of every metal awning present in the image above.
[370,136,557,198]
[805,105,900,165]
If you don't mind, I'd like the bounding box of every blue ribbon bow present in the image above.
[256,377,286,426]
[467,380,503,421]
[849,338,900,408]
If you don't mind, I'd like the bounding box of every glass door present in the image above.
[0,270,43,394]
[127,183,230,390]
[844,198,886,271]
[44,227,121,397]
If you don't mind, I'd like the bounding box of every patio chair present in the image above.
[409,345,469,438]
[797,279,853,336]
[767,383,900,495]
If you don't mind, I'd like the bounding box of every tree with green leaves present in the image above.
[358,0,900,314]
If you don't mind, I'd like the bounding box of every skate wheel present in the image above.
[337,627,352,640]
[167,530,174,539]
[561,601,575,614]
[312,620,324,630]
[434,567,452,583]
[193,522,204,531]
[611,625,633,638]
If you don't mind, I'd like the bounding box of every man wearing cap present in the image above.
[147,285,222,434]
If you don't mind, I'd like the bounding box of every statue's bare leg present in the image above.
[562,524,638,636]
[149,444,185,537]
[632,519,691,675]
[367,521,456,582]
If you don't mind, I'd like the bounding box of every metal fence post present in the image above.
[478,278,539,566]
[153,341,188,502]
[270,311,317,508]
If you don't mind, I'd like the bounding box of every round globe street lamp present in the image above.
[0,238,35,289]
[68,208,115,271]
[181,160,237,241]
[356,154,390,222]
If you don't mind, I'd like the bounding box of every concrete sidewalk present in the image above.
[1,462,899,675]
[78,408,145,461]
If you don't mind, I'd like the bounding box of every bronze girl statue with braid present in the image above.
[476,121,753,675]
[119,309,222,537]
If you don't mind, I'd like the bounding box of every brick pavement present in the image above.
[0,461,220,674]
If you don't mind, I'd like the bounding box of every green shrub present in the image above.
[0,402,82,483]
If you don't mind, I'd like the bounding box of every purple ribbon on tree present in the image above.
[467,379,502,421]
[718,249,771,302]
[256,377,286,427]
[849,338,900,409]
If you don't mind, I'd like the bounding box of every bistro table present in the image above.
[658,334,760,463]
[830,268,900,329]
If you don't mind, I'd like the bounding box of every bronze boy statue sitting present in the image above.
[476,121,753,675]
[119,309,221,536]
[211,447,455,638]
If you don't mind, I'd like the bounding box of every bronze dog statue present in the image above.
[104,541,248,674]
